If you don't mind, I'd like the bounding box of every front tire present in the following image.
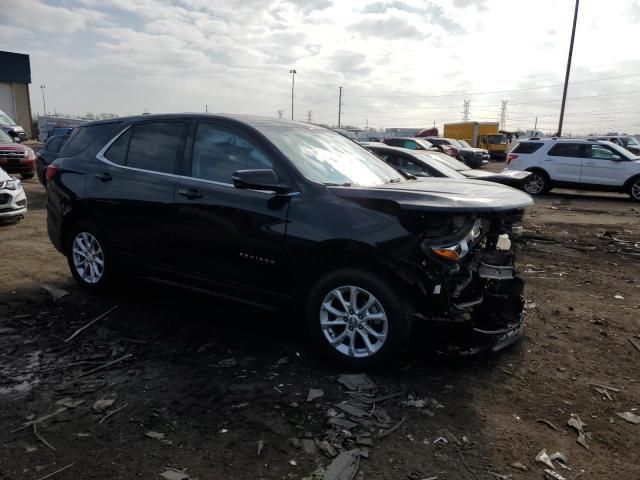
[306,268,413,369]
[522,171,549,195]
[66,222,114,292]
[629,177,640,202]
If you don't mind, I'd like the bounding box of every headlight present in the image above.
[0,179,21,190]
[429,219,482,261]
[25,148,36,160]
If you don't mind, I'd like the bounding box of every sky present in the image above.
[1,0,639,134]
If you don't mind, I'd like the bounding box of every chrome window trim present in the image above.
[94,125,300,195]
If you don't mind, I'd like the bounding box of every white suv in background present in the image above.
[506,138,640,201]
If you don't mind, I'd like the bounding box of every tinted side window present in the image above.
[104,129,131,165]
[399,156,430,176]
[511,142,543,154]
[127,122,185,174]
[385,139,401,146]
[402,140,418,150]
[588,145,619,160]
[61,122,123,157]
[191,123,272,183]
[548,143,582,157]
[46,136,64,154]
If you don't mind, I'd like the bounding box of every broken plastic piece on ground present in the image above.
[535,449,555,469]
[535,418,560,431]
[257,439,264,456]
[337,374,376,391]
[549,451,570,470]
[41,284,70,300]
[145,431,165,440]
[306,388,324,402]
[543,469,567,480]
[159,468,190,480]
[335,402,369,418]
[510,462,527,471]
[567,415,589,449]
[616,411,640,424]
[92,393,118,413]
[488,472,511,480]
[323,449,363,480]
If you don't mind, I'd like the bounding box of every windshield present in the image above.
[424,151,470,171]
[487,134,507,144]
[412,152,465,178]
[0,130,13,143]
[0,110,16,126]
[258,125,404,186]
[623,137,639,146]
[458,140,472,148]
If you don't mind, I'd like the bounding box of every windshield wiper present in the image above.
[323,182,352,187]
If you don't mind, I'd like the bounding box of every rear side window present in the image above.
[104,129,131,165]
[511,142,543,154]
[126,122,186,174]
[45,136,64,154]
[548,143,582,157]
[61,122,122,157]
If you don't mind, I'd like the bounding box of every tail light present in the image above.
[46,163,60,182]
[507,153,518,165]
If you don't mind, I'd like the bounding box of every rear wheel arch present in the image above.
[624,174,640,201]
[522,168,551,195]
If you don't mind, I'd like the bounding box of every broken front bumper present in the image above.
[418,248,526,355]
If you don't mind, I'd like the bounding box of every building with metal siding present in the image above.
[0,51,33,139]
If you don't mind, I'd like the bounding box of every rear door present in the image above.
[580,143,628,187]
[543,143,584,183]
[90,120,187,265]
[173,120,292,298]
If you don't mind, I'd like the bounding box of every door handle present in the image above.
[94,172,112,182]
[585,161,595,166]
[178,187,203,200]
[543,158,553,162]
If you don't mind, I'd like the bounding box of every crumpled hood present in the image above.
[329,178,533,212]
[0,167,12,182]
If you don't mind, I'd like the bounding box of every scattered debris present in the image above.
[376,417,406,439]
[306,388,324,402]
[92,393,118,413]
[614,294,624,300]
[594,387,613,401]
[145,431,165,440]
[98,402,129,424]
[41,284,70,301]
[543,469,567,480]
[64,305,119,342]
[218,358,237,367]
[616,412,640,424]
[34,462,75,480]
[33,423,56,451]
[301,438,317,455]
[549,451,570,470]
[488,472,511,480]
[289,459,298,466]
[323,449,363,480]
[328,417,359,429]
[510,462,528,471]
[535,449,555,469]
[588,382,620,392]
[78,353,133,378]
[335,402,369,418]
[302,469,325,480]
[628,337,640,354]
[337,374,376,392]
[159,468,190,480]
[315,439,338,457]
[567,415,589,449]
[535,418,560,432]
[57,398,86,409]
[257,439,264,456]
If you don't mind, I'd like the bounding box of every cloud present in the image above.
[452,0,489,11]
[361,1,465,35]
[2,0,107,33]
[288,0,333,15]
[351,16,429,40]
[329,50,372,76]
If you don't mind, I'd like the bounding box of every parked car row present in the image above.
[0,128,36,179]
[380,136,490,168]
[507,138,640,201]
[45,114,533,368]
[0,166,27,222]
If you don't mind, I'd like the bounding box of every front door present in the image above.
[580,144,628,187]
[90,121,187,265]
[173,121,292,300]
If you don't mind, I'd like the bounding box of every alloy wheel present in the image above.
[524,174,545,194]
[72,232,105,284]
[319,285,388,358]
[632,180,640,201]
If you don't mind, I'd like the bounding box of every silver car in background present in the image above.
[0,167,27,222]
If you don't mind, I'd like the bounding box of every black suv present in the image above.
[47,114,533,368]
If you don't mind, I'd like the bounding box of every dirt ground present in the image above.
[1,170,639,480]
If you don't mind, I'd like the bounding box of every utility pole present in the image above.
[366,118,369,130]
[277,110,284,119]
[338,86,343,128]
[289,69,297,120]
[307,110,312,123]
[499,100,508,130]
[462,99,470,121]
[557,0,580,137]
[205,104,208,113]
[40,85,47,116]
[534,116,538,133]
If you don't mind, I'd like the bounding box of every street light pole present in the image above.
[40,85,47,116]
[557,0,579,137]
[289,69,297,120]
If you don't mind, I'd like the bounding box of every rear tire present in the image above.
[522,170,549,195]
[629,177,640,202]
[305,268,413,369]
[66,222,114,292]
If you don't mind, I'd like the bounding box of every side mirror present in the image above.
[611,155,622,161]
[232,169,291,194]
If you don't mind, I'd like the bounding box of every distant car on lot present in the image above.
[507,138,640,201]
[0,128,36,179]
[0,109,28,142]
[46,114,533,367]
[382,137,459,159]
[332,128,357,140]
[424,137,489,168]
[37,133,71,186]
[363,143,530,188]
[0,167,27,222]
[586,135,640,156]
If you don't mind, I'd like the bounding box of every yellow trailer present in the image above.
[443,121,508,159]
